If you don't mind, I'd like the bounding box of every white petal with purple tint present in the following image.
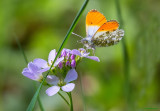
[28,62,40,73]
[46,86,60,96]
[39,67,50,73]
[48,49,56,65]
[47,75,59,85]
[71,49,81,56]
[85,56,100,62]
[54,57,64,66]
[23,68,29,72]
[82,52,90,57]
[33,59,48,68]
[22,71,37,80]
[62,83,75,92]
[64,69,78,83]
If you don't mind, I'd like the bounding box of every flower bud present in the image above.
[66,52,70,60]
[58,62,63,69]
[71,60,76,68]
[66,61,70,66]
[70,54,75,60]
[61,49,67,57]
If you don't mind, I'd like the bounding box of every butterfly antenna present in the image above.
[72,32,84,39]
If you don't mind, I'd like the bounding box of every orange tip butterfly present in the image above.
[74,9,124,50]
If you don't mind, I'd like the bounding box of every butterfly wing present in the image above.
[86,9,107,38]
[92,20,124,47]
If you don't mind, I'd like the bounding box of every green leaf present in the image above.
[26,0,89,110]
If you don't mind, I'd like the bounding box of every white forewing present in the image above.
[86,26,99,38]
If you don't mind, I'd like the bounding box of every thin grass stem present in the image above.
[26,0,89,110]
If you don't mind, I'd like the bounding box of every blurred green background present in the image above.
[1,0,160,111]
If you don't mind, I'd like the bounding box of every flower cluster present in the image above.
[22,48,100,96]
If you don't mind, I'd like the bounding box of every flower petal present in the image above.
[22,68,29,72]
[39,67,50,73]
[65,49,71,53]
[62,83,75,92]
[64,69,78,83]
[85,56,100,62]
[54,57,64,66]
[48,49,56,65]
[28,62,40,73]
[22,71,40,81]
[82,52,90,57]
[47,75,59,85]
[46,86,60,96]
[71,49,81,56]
[33,58,48,68]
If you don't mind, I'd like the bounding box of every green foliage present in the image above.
[0,0,160,111]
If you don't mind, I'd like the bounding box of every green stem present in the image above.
[67,92,73,111]
[14,35,44,111]
[58,92,70,106]
[25,0,89,110]
[114,0,130,110]
[46,84,70,106]
[37,95,44,111]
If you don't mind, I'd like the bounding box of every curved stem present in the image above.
[47,84,70,106]
[67,92,73,111]
[58,92,70,106]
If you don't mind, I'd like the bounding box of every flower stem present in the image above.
[67,92,73,111]
[24,0,89,110]
[14,35,44,111]
[114,0,131,110]
[58,92,70,106]
[47,84,70,106]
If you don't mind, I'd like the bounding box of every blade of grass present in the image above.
[14,35,44,111]
[114,0,131,110]
[26,0,89,110]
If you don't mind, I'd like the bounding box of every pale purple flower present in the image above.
[71,48,100,62]
[33,49,64,72]
[22,62,44,81]
[46,69,78,96]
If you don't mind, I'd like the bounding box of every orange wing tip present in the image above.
[108,20,119,25]
[97,20,119,32]
[86,9,107,26]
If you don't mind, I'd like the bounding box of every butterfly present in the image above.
[78,9,124,50]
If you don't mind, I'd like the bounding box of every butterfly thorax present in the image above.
[81,37,95,50]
